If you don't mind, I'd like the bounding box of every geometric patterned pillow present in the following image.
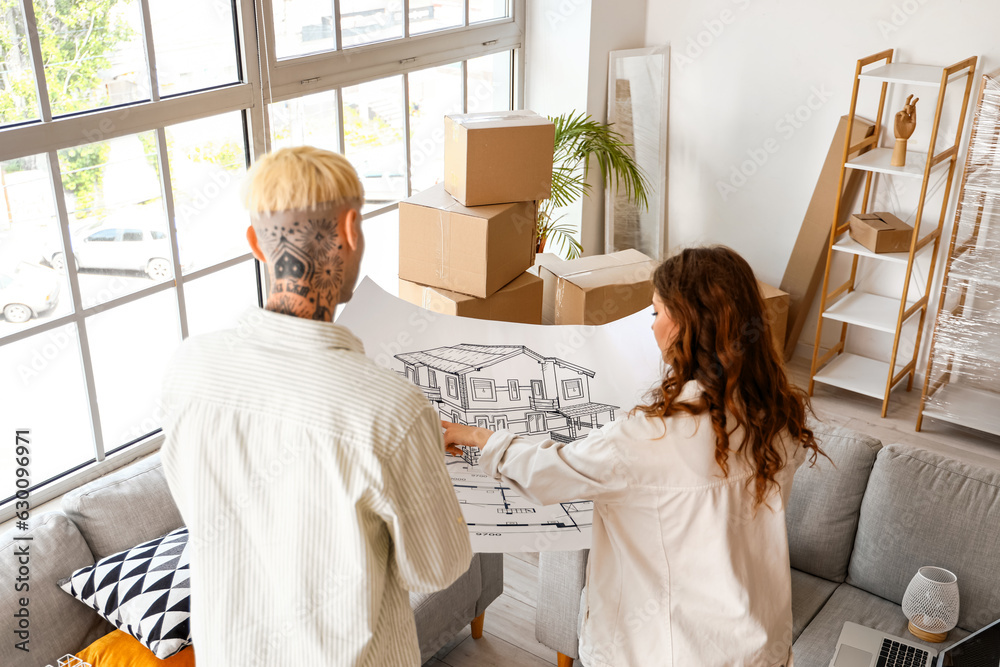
[59,528,191,659]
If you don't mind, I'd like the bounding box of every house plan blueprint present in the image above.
[338,278,662,552]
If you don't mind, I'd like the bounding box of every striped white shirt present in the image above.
[161,307,472,667]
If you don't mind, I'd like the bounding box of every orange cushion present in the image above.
[77,630,195,667]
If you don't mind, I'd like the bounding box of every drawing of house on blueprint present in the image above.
[395,343,619,441]
[394,344,617,551]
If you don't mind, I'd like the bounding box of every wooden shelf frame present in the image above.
[918,69,1000,432]
[809,49,978,417]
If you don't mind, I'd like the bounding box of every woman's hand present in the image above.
[441,420,494,457]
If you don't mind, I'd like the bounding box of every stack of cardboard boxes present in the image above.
[399,110,661,327]
[398,111,554,324]
[398,110,786,347]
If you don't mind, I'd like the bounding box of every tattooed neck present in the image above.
[256,211,347,322]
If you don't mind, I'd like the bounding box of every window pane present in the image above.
[86,288,181,447]
[270,0,337,59]
[0,1,40,126]
[164,111,248,273]
[343,76,405,205]
[408,63,462,193]
[57,132,172,308]
[1,154,71,338]
[184,259,258,338]
[0,323,95,502]
[270,89,340,153]
[356,208,398,295]
[148,0,240,96]
[33,0,151,116]
[469,0,508,23]
[341,0,403,48]
[409,0,463,35]
[467,50,512,113]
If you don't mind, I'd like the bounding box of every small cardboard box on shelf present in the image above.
[849,212,913,253]
[444,110,555,206]
[539,249,657,326]
[758,281,790,356]
[399,272,543,325]
[398,184,537,299]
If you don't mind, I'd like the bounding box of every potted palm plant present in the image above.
[538,111,651,259]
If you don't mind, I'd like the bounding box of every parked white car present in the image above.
[0,262,60,324]
[49,224,175,280]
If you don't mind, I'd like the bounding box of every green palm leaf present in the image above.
[538,111,651,258]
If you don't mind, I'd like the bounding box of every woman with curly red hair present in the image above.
[443,246,824,667]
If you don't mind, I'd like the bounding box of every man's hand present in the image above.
[441,420,494,457]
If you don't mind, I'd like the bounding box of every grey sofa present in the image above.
[534,423,1000,666]
[0,453,503,667]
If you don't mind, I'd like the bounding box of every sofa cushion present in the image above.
[791,583,969,667]
[791,568,838,642]
[60,527,191,659]
[62,453,184,560]
[847,444,1000,632]
[76,629,195,667]
[410,553,482,663]
[786,423,882,582]
[0,512,111,667]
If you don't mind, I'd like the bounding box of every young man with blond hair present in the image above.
[161,146,472,666]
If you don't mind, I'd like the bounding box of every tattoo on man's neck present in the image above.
[261,214,344,320]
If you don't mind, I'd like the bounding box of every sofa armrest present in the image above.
[474,552,504,617]
[535,549,589,659]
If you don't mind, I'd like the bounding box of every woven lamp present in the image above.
[901,566,960,643]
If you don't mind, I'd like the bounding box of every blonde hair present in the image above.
[243,146,364,215]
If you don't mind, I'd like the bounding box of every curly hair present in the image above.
[634,246,825,509]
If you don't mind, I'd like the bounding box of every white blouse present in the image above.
[479,381,806,667]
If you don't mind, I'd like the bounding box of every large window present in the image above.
[0,0,524,519]
[263,0,521,211]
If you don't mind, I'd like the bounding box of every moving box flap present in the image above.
[557,249,656,290]
[548,248,653,281]
[853,212,910,231]
[404,183,511,218]
[758,280,789,301]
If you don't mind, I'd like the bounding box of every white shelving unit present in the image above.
[809,50,978,417]
[813,353,892,400]
[918,69,1000,435]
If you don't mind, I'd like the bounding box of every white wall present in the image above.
[525,0,647,255]
[645,0,1000,362]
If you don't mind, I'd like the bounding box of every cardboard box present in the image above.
[399,272,543,324]
[779,115,876,360]
[528,252,565,325]
[444,111,555,206]
[758,280,790,356]
[849,212,913,253]
[540,249,657,325]
[398,184,536,298]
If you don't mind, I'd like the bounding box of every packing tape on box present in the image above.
[449,111,539,125]
[558,262,655,283]
[436,208,450,280]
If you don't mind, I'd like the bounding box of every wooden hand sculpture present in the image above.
[891,94,919,167]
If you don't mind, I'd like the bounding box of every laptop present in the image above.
[830,617,1000,667]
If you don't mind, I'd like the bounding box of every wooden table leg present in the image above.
[470,611,485,639]
[557,652,574,667]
